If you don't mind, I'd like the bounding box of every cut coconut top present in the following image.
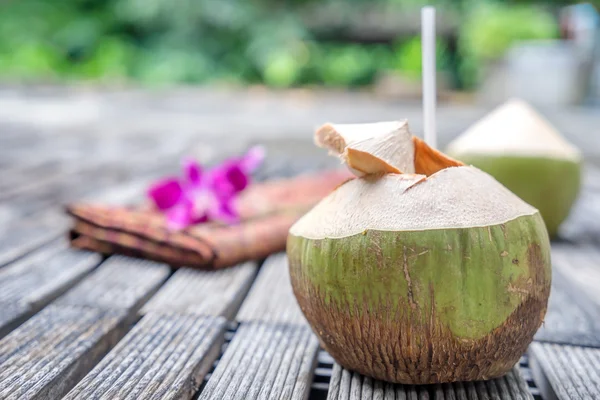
[315,121,416,176]
[289,166,538,239]
[446,98,581,161]
[295,119,537,238]
[316,121,463,177]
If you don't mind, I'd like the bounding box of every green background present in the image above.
[0,0,592,88]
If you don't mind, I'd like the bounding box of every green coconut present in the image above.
[446,98,582,237]
[287,121,551,384]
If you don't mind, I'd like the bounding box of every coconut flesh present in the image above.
[446,98,582,237]
[287,121,551,384]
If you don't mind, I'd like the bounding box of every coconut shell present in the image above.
[287,121,552,384]
[288,214,550,384]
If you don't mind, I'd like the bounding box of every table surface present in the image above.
[1,87,600,400]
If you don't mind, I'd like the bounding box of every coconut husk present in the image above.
[287,120,551,384]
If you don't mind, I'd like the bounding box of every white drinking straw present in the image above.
[421,6,437,149]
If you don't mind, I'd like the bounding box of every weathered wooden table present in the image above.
[1,87,600,400]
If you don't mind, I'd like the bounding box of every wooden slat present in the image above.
[0,176,154,269]
[0,241,100,305]
[77,177,151,206]
[551,244,600,308]
[64,313,226,400]
[141,262,257,319]
[529,342,600,400]
[0,136,183,204]
[0,256,170,399]
[236,254,306,325]
[327,363,533,400]
[0,212,66,267]
[2,170,156,221]
[0,146,180,259]
[560,187,600,244]
[535,268,600,348]
[582,165,600,193]
[56,255,170,311]
[0,159,62,195]
[0,302,29,339]
[198,322,319,400]
[0,240,100,337]
[0,305,128,400]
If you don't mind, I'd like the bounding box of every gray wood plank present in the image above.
[0,302,30,338]
[0,163,174,269]
[529,342,600,400]
[0,175,155,269]
[0,211,67,267]
[0,242,99,308]
[3,169,158,221]
[551,244,600,308]
[64,313,226,400]
[0,159,63,195]
[535,267,600,348]
[198,322,319,400]
[0,256,171,399]
[0,240,100,337]
[0,135,184,204]
[141,262,257,320]
[560,187,600,244]
[327,363,533,400]
[0,305,129,400]
[56,255,170,311]
[236,254,307,325]
[582,165,600,192]
[78,176,152,206]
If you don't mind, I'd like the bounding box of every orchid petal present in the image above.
[207,163,248,198]
[147,178,184,211]
[148,148,263,228]
[224,164,249,193]
[165,200,194,230]
[183,158,203,189]
[192,214,209,224]
[239,146,266,173]
[209,199,239,224]
[189,190,217,223]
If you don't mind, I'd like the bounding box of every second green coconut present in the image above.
[447,99,582,237]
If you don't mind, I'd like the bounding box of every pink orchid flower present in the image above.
[147,146,266,230]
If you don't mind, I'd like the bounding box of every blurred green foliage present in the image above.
[458,2,559,88]
[0,0,578,89]
[392,37,450,80]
